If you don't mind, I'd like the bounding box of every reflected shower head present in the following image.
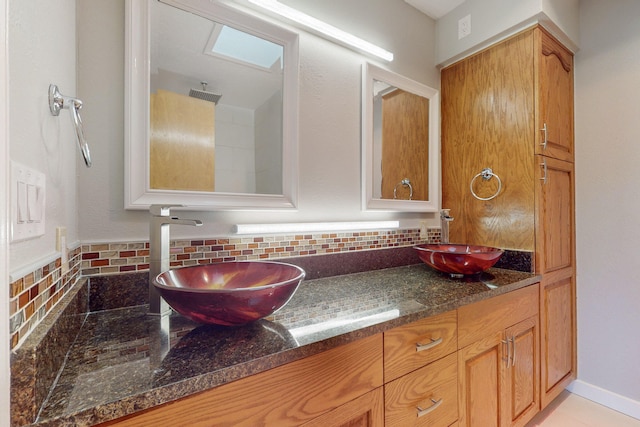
[189,81,222,104]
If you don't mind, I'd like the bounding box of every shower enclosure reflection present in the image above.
[125,0,299,209]
[150,0,284,194]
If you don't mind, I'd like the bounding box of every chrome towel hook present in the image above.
[470,168,502,201]
[49,84,92,167]
[393,178,413,200]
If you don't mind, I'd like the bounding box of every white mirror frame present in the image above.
[361,63,440,212]
[125,0,299,210]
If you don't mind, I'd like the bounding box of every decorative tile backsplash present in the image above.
[9,227,440,349]
[80,228,439,277]
[9,247,82,350]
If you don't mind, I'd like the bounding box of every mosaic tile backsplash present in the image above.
[9,227,439,350]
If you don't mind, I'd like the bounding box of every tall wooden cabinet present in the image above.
[441,25,576,411]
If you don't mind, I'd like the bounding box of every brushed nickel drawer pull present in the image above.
[511,336,517,367]
[540,158,548,184]
[417,398,443,417]
[416,337,443,352]
[541,123,548,150]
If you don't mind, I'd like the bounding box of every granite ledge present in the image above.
[24,265,539,427]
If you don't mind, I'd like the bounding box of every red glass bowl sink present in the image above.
[153,261,305,326]
[414,244,504,276]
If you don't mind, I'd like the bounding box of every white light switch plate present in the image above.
[11,161,46,242]
[458,14,471,39]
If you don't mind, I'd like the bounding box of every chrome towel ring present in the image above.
[393,178,413,200]
[49,84,92,167]
[470,168,502,201]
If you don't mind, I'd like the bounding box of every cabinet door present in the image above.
[302,387,384,427]
[458,330,504,427]
[540,269,576,408]
[535,156,574,274]
[503,316,539,427]
[536,28,574,162]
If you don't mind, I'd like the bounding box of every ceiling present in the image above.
[404,0,466,19]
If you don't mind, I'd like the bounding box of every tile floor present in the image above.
[527,391,640,427]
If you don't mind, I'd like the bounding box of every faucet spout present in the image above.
[149,205,202,315]
[440,209,454,244]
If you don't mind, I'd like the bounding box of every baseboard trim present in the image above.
[567,379,640,420]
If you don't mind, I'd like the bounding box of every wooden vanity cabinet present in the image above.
[383,310,458,426]
[457,285,540,427]
[103,287,546,427]
[441,25,576,411]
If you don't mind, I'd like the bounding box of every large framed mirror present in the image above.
[361,63,440,212]
[125,0,299,209]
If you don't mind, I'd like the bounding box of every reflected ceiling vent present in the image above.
[188,81,222,104]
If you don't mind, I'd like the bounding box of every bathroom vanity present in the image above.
[14,264,541,426]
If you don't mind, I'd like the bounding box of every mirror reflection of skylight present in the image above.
[210,25,283,70]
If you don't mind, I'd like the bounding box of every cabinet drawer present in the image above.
[385,352,458,427]
[458,284,539,349]
[384,310,457,382]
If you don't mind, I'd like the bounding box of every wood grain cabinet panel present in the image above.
[458,330,503,427]
[458,285,538,349]
[540,269,576,407]
[504,316,540,427]
[441,29,536,250]
[536,31,574,162]
[458,285,540,427]
[536,157,575,274]
[385,352,458,427]
[384,310,457,382]
[303,387,385,427]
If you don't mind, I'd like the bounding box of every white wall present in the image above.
[572,0,640,417]
[77,0,439,242]
[5,0,78,423]
[435,0,579,67]
[215,104,256,193]
[1,0,10,423]
[8,2,79,275]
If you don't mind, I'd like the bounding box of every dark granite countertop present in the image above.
[32,264,539,426]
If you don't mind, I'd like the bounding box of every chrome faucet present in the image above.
[149,205,202,315]
[440,209,454,244]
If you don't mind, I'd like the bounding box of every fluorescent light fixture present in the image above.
[246,0,394,62]
[234,220,400,235]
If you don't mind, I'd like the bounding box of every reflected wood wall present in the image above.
[381,89,429,201]
[150,89,216,192]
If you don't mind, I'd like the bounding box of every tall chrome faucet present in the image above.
[440,209,454,244]
[149,205,202,315]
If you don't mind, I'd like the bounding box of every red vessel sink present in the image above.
[153,261,305,326]
[414,244,503,276]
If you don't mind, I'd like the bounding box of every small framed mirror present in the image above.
[361,63,440,212]
[125,0,299,209]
